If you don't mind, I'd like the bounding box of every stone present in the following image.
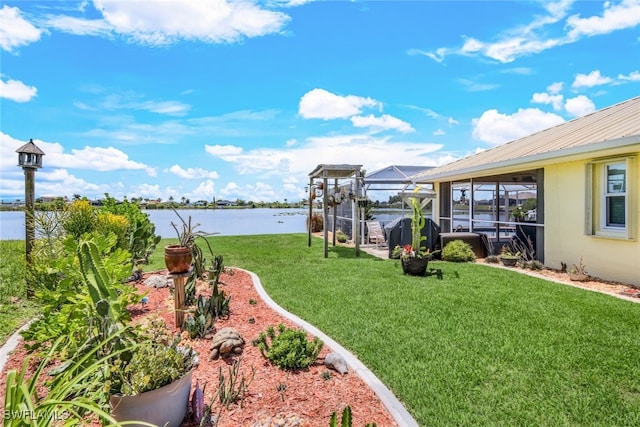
[324,352,348,374]
[209,327,244,360]
[143,275,170,288]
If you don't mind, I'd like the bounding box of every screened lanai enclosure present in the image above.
[437,169,544,260]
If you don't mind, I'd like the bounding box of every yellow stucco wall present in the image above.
[545,154,640,286]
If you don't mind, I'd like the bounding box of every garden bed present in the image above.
[0,268,397,427]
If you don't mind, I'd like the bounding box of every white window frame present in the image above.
[586,156,635,240]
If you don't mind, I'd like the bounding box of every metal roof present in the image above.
[413,95,640,182]
[364,165,432,184]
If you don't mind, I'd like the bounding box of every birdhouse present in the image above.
[16,139,45,169]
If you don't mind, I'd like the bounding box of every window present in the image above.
[587,157,634,239]
[604,162,626,228]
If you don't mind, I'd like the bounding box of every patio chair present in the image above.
[366,221,387,247]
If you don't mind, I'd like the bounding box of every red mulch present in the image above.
[1,269,398,427]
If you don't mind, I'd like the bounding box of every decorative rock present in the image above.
[253,413,302,427]
[324,352,348,374]
[209,327,245,360]
[143,275,170,288]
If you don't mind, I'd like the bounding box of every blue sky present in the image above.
[1,0,639,203]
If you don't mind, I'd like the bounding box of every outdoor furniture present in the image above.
[366,221,387,247]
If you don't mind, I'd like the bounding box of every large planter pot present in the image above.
[110,370,192,427]
[401,257,429,276]
[164,245,192,274]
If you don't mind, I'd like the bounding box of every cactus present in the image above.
[329,406,377,427]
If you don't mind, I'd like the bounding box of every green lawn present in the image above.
[6,234,640,425]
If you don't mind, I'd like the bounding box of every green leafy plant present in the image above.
[101,194,161,266]
[442,240,476,263]
[110,316,197,396]
[3,333,139,427]
[499,245,521,259]
[254,324,323,370]
[23,234,138,359]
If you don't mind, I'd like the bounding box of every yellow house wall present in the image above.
[545,155,640,286]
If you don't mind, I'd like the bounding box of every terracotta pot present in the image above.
[110,370,192,427]
[164,245,192,274]
[401,257,429,276]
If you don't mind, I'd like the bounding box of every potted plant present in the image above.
[109,317,198,427]
[511,206,526,222]
[568,257,589,281]
[392,192,436,276]
[164,209,212,274]
[499,245,520,267]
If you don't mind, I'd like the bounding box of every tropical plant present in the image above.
[101,194,161,266]
[3,333,139,427]
[253,323,323,370]
[23,234,139,359]
[392,190,434,260]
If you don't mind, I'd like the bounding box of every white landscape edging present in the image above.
[0,320,34,372]
[238,267,419,427]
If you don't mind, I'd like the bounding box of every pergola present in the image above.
[308,164,364,258]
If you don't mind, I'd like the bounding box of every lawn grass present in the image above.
[6,234,640,425]
[0,241,40,343]
[151,234,640,426]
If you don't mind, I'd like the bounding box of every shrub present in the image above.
[336,229,348,243]
[62,199,97,239]
[442,240,476,263]
[96,211,129,250]
[484,255,500,264]
[253,324,323,370]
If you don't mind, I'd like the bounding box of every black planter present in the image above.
[401,257,429,276]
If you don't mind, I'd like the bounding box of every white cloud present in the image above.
[547,82,564,94]
[350,114,414,133]
[298,88,380,120]
[205,144,244,156]
[618,70,640,81]
[189,179,216,200]
[0,5,43,52]
[167,164,219,179]
[207,132,443,179]
[531,92,564,111]
[416,0,640,63]
[472,108,565,146]
[572,70,613,88]
[433,129,445,136]
[0,76,37,102]
[91,0,290,46]
[138,100,191,116]
[564,95,596,117]
[566,0,640,39]
[0,133,156,177]
[44,15,112,37]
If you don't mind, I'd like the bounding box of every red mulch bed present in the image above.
[1,269,398,426]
